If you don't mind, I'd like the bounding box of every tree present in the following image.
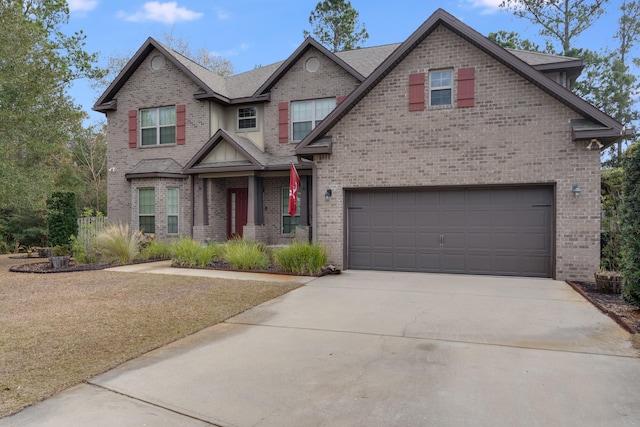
[93,28,234,93]
[0,1,103,249]
[70,122,108,214]
[499,0,609,55]
[488,30,552,52]
[572,1,640,166]
[303,0,369,52]
[622,142,640,307]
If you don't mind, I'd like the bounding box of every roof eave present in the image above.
[125,172,187,180]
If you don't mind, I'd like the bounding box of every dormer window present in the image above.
[238,107,257,130]
[141,106,176,146]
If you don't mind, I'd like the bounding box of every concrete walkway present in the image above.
[2,269,639,426]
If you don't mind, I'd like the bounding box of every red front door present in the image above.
[227,188,248,239]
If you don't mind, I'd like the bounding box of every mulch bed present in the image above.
[566,280,640,334]
[9,258,339,277]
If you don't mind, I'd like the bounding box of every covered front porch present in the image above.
[183,130,315,245]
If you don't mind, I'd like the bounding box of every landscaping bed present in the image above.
[567,280,640,334]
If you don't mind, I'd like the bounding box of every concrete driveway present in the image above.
[2,271,639,426]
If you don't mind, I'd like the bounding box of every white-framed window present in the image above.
[139,188,155,233]
[281,187,300,234]
[237,107,257,130]
[167,188,179,234]
[140,106,176,146]
[429,69,453,106]
[291,98,336,140]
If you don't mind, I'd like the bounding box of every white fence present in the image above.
[76,216,108,242]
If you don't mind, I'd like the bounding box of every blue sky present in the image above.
[65,0,626,124]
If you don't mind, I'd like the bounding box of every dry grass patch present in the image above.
[0,255,301,417]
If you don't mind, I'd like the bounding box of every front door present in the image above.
[227,188,248,239]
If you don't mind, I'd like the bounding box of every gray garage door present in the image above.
[347,186,553,277]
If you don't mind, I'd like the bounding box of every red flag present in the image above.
[288,163,300,217]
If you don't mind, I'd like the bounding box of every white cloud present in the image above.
[68,0,98,13]
[468,0,503,14]
[216,8,231,21]
[118,2,203,24]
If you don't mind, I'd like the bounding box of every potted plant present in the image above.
[594,269,624,294]
[49,245,71,269]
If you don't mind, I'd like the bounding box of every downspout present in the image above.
[297,156,317,244]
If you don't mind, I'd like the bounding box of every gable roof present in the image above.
[296,8,625,154]
[253,37,366,97]
[183,129,307,174]
[94,38,233,111]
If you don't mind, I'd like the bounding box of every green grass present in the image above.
[140,239,173,260]
[172,237,222,267]
[223,239,270,270]
[274,241,328,275]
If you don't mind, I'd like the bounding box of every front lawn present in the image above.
[0,254,301,418]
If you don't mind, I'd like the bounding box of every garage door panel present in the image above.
[372,231,393,248]
[347,186,553,277]
[394,232,416,249]
[350,231,371,247]
[395,252,417,269]
[467,232,493,249]
[396,211,416,226]
[371,253,394,269]
[440,210,465,227]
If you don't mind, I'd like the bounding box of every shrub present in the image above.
[47,192,78,247]
[172,237,221,267]
[96,224,142,264]
[622,142,640,307]
[274,242,328,275]
[140,239,173,260]
[223,239,269,270]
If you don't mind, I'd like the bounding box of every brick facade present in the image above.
[99,12,616,282]
[312,26,600,281]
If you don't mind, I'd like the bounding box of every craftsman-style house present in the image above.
[94,9,624,281]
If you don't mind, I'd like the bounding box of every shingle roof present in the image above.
[125,158,187,179]
[295,8,625,153]
[94,19,588,111]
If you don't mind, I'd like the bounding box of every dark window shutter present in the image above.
[278,102,289,143]
[408,73,425,111]
[337,95,347,105]
[128,110,137,148]
[457,67,475,108]
[176,104,186,145]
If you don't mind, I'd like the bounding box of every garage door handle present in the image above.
[439,234,444,247]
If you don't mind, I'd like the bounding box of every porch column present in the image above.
[243,175,264,241]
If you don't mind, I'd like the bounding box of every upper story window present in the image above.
[292,98,336,140]
[238,107,257,130]
[429,70,453,106]
[141,106,176,146]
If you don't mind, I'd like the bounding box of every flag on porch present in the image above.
[288,163,300,217]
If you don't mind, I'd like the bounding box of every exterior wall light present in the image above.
[325,189,332,201]
[571,183,581,198]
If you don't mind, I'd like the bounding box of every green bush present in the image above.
[274,242,328,275]
[172,237,221,267]
[223,239,269,270]
[96,223,142,264]
[140,239,173,260]
[47,192,78,247]
[622,142,640,307]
